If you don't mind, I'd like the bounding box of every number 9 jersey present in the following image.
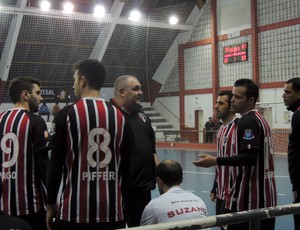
[0,108,49,215]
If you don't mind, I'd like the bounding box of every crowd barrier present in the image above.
[124,203,300,230]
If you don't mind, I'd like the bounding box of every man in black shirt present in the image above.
[205,117,215,143]
[110,75,159,227]
[282,77,300,230]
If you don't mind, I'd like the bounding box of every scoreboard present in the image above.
[223,42,248,64]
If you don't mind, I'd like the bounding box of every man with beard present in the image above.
[209,90,239,230]
[0,77,49,229]
[193,79,277,230]
[282,77,300,230]
[110,75,159,227]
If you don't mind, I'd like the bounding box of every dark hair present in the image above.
[286,78,300,92]
[156,160,183,187]
[218,90,233,108]
[73,59,106,91]
[8,77,41,104]
[234,78,259,103]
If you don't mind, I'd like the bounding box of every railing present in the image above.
[124,203,300,230]
[155,129,218,144]
[155,129,289,154]
[156,99,180,122]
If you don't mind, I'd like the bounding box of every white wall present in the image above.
[259,88,290,129]
[184,94,213,128]
[217,0,251,35]
[153,97,180,129]
[101,87,114,101]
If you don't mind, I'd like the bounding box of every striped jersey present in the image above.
[215,117,239,209]
[0,108,48,215]
[47,98,132,223]
[228,110,277,211]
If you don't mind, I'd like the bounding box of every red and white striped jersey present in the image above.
[48,98,132,223]
[215,117,239,209]
[227,110,277,211]
[0,108,48,215]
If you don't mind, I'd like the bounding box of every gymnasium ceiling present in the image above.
[0,0,200,99]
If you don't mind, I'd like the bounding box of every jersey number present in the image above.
[1,133,19,168]
[87,128,112,168]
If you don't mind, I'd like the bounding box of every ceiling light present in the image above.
[40,0,51,11]
[169,16,178,25]
[63,2,74,14]
[128,10,141,22]
[93,5,105,18]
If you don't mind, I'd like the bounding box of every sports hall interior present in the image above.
[0,0,299,229]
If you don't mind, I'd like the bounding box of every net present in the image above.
[0,0,299,154]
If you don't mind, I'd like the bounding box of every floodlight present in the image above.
[128,10,141,22]
[40,0,51,11]
[169,16,178,25]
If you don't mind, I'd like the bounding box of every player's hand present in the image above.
[192,154,217,168]
[210,192,217,202]
[46,204,58,230]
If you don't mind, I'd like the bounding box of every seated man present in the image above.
[140,160,208,225]
[39,102,50,122]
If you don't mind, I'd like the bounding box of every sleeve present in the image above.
[30,114,50,187]
[140,201,157,225]
[150,119,156,154]
[217,149,257,166]
[216,115,259,166]
[238,114,260,152]
[211,177,217,193]
[46,107,69,204]
[291,111,300,141]
[119,117,133,197]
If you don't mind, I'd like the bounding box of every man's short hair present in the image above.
[8,77,41,104]
[73,59,106,91]
[218,90,233,108]
[286,78,300,92]
[234,78,259,103]
[113,75,137,97]
[156,160,183,187]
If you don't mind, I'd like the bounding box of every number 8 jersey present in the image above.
[47,98,133,223]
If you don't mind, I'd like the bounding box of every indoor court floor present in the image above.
[152,148,293,230]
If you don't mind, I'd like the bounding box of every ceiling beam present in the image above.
[89,0,125,61]
[0,0,27,82]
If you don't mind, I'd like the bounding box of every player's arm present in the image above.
[217,150,257,166]
[149,117,160,166]
[120,118,133,197]
[210,177,217,201]
[30,113,50,186]
[46,108,68,229]
[194,117,259,167]
[216,116,259,166]
[154,153,160,166]
[193,150,257,168]
[291,111,300,140]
